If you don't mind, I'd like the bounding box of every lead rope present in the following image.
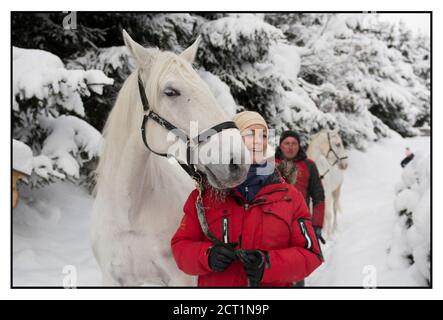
[194,180,259,287]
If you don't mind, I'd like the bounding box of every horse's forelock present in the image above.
[144,51,204,109]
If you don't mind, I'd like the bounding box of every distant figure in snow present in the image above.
[401,147,415,168]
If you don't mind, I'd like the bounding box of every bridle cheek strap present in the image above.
[137,72,237,179]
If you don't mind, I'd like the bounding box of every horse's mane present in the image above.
[94,71,139,194]
[309,129,330,146]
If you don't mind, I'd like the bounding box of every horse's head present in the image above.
[324,129,348,170]
[123,30,250,189]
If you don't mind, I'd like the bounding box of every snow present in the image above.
[13,139,33,175]
[267,42,301,81]
[198,70,237,118]
[387,151,430,284]
[67,46,135,74]
[12,134,430,287]
[37,115,103,179]
[32,155,64,180]
[295,14,429,141]
[13,47,114,116]
[13,182,101,286]
[202,14,284,49]
[307,135,430,287]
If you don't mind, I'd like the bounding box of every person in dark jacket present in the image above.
[274,130,326,287]
[400,147,415,168]
[171,112,323,287]
[275,131,326,243]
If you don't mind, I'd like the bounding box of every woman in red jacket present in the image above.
[171,111,323,287]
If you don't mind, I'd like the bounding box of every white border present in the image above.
[2,0,441,300]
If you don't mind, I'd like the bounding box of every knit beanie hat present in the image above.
[233,111,268,135]
[279,130,300,145]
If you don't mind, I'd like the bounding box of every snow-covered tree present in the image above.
[12,46,113,190]
[196,14,336,148]
[12,12,430,190]
[266,13,430,147]
[387,152,430,286]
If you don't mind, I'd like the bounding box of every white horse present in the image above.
[307,129,348,238]
[91,30,250,286]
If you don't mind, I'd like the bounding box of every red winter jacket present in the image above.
[275,150,325,228]
[171,171,323,287]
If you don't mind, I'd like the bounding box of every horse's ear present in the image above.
[180,36,201,64]
[123,29,156,68]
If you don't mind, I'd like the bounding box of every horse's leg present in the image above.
[152,254,196,287]
[102,269,121,287]
[332,183,342,214]
[331,183,342,234]
[323,192,333,239]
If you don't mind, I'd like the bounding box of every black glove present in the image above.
[314,226,326,244]
[208,244,238,272]
[238,250,266,286]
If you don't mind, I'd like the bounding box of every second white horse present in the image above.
[307,129,348,238]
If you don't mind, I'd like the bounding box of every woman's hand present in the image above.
[238,250,267,285]
[208,244,238,272]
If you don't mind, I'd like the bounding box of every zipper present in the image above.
[299,219,313,250]
[222,210,229,244]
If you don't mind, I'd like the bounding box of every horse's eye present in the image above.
[164,88,181,97]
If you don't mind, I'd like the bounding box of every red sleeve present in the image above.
[171,189,213,276]
[307,159,325,228]
[312,201,325,228]
[262,189,323,284]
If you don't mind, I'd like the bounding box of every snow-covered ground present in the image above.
[308,134,431,287]
[13,182,101,286]
[12,135,430,287]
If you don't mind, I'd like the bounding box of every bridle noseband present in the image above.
[320,131,348,180]
[137,71,237,180]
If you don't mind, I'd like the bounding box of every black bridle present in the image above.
[320,132,348,180]
[137,72,237,180]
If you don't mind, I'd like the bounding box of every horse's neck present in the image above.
[308,139,344,189]
[94,71,194,229]
[307,142,323,163]
[98,140,194,227]
[129,149,194,226]
[307,141,330,172]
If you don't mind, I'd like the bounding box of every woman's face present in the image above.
[241,124,268,164]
